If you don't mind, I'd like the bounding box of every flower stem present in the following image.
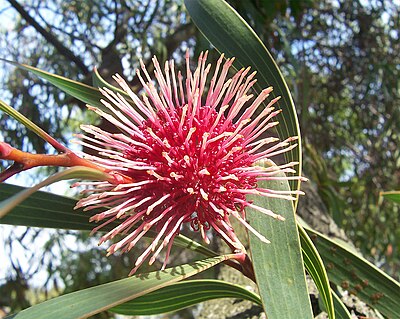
[231,252,256,282]
[0,142,105,182]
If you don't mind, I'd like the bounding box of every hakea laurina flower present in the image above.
[72,52,303,275]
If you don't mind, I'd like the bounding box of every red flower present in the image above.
[73,52,303,274]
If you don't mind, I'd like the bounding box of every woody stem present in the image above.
[0,142,105,182]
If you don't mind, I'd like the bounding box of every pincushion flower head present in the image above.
[73,51,303,275]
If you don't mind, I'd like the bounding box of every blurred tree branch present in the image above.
[6,0,90,75]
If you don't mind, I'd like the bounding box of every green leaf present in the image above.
[0,183,218,258]
[305,226,400,319]
[109,279,262,316]
[184,0,302,193]
[92,67,130,97]
[331,290,353,319]
[91,68,139,116]
[299,224,335,319]
[0,183,108,230]
[0,100,64,151]
[1,59,104,108]
[0,167,110,218]
[3,59,137,121]
[12,256,231,319]
[380,191,400,204]
[246,170,313,318]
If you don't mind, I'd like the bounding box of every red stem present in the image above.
[0,142,105,181]
[230,253,256,282]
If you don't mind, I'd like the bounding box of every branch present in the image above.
[7,0,90,75]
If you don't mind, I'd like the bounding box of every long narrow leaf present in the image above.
[0,100,63,151]
[12,256,231,319]
[184,0,302,193]
[92,67,129,97]
[0,183,107,230]
[109,279,262,316]
[380,191,400,204]
[1,59,104,108]
[299,224,335,319]
[331,290,353,319]
[305,226,400,319]
[246,170,313,318]
[0,167,109,218]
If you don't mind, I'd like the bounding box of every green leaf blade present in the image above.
[305,226,400,319]
[0,100,63,150]
[0,167,110,219]
[380,191,400,204]
[1,59,104,108]
[109,279,262,316]
[299,224,335,319]
[331,291,353,319]
[0,183,101,231]
[12,256,230,319]
[246,171,313,318]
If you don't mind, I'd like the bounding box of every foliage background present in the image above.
[0,0,399,317]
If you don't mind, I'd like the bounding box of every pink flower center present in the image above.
[124,105,255,231]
